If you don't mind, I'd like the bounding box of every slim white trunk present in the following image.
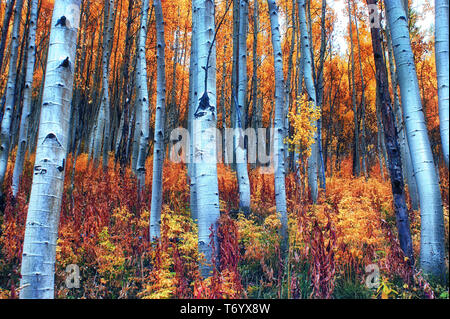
[435,0,449,167]
[101,0,115,170]
[298,0,319,203]
[149,0,165,240]
[192,0,221,278]
[235,0,251,215]
[20,0,81,298]
[267,0,288,250]
[0,0,24,194]
[385,16,419,210]
[188,0,199,222]
[385,0,445,280]
[11,0,38,197]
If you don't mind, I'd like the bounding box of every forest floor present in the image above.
[0,152,448,299]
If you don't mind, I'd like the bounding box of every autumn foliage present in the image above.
[0,152,447,299]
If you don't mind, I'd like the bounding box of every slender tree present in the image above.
[435,0,449,167]
[0,0,24,197]
[385,14,419,210]
[347,0,360,178]
[11,0,39,197]
[235,0,251,215]
[20,0,81,298]
[0,0,16,73]
[192,0,221,278]
[298,0,319,203]
[385,0,446,281]
[268,0,288,250]
[368,0,414,263]
[101,0,115,170]
[353,2,368,178]
[149,0,166,240]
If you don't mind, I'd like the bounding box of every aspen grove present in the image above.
[0,0,448,299]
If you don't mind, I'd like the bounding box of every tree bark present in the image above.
[268,0,288,250]
[20,0,81,298]
[385,0,445,281]
[11,0,39,197]
[298,0,319,203]
[0,0,24,196]
[368,0,414,263]
[347,0,360,178]
[0,0,15,73]
[435,0,449,167]
[192,0,221,278]
[149,0,166,240]
[235,0,251,215]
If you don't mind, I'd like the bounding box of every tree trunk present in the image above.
[20,0,81,298]
[368,0,414,263]
[385,0,445,281]
[101,0,115,171]
[384,15,419,210]
[435,0,449,167]
[188,0,198,223]
[192,0,221,278]
[315,0,327,190]
[353,1,368,178]
[0,0,15,73]
[347,0,360,178]
[149,0,166,240]
[235,0,251,215]
[11,0,38,198]
[268,0,288,251]
[298,0,319,203]
[0,0,24,196]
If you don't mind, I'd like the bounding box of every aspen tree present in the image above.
[20,0,81,298]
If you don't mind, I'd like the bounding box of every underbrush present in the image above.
[0,154,448,299]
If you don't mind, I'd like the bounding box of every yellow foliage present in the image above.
[287,94,321,159]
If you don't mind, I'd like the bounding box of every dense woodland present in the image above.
[0,0,448,299]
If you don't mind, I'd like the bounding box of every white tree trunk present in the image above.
[235,0,251,215]
[192,0,221,278]
[20,0,81,298]
[0,0,24,195]
[385,16,419,210]
[385,0,445,280]
[11,0,38,197]
[92,101,105,166]
[298,0,319,203]
[101,0,115,170]
[188,0,199,222]
[267,0,288,250]
[435,0,449,167]
[136,0,151,192]
[131,95,142,173]
[149,0,165,240]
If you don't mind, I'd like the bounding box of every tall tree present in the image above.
[101,0,115,170]
[385,14,420,210]
[149,0,166,240]
[385,0,446,281]
[192,0,221,278]
[12,0,39,197]
[268,0,288,250]
[367,0,414,263]
[20,0,81,298]
[352,1,368,178]
[93,0,115,169]
[435,0,449,167]
[298,0,319,203]
[0,0,24,197]
[0,0,16,73]
[347,0,360,178]
[235,0,251,215]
